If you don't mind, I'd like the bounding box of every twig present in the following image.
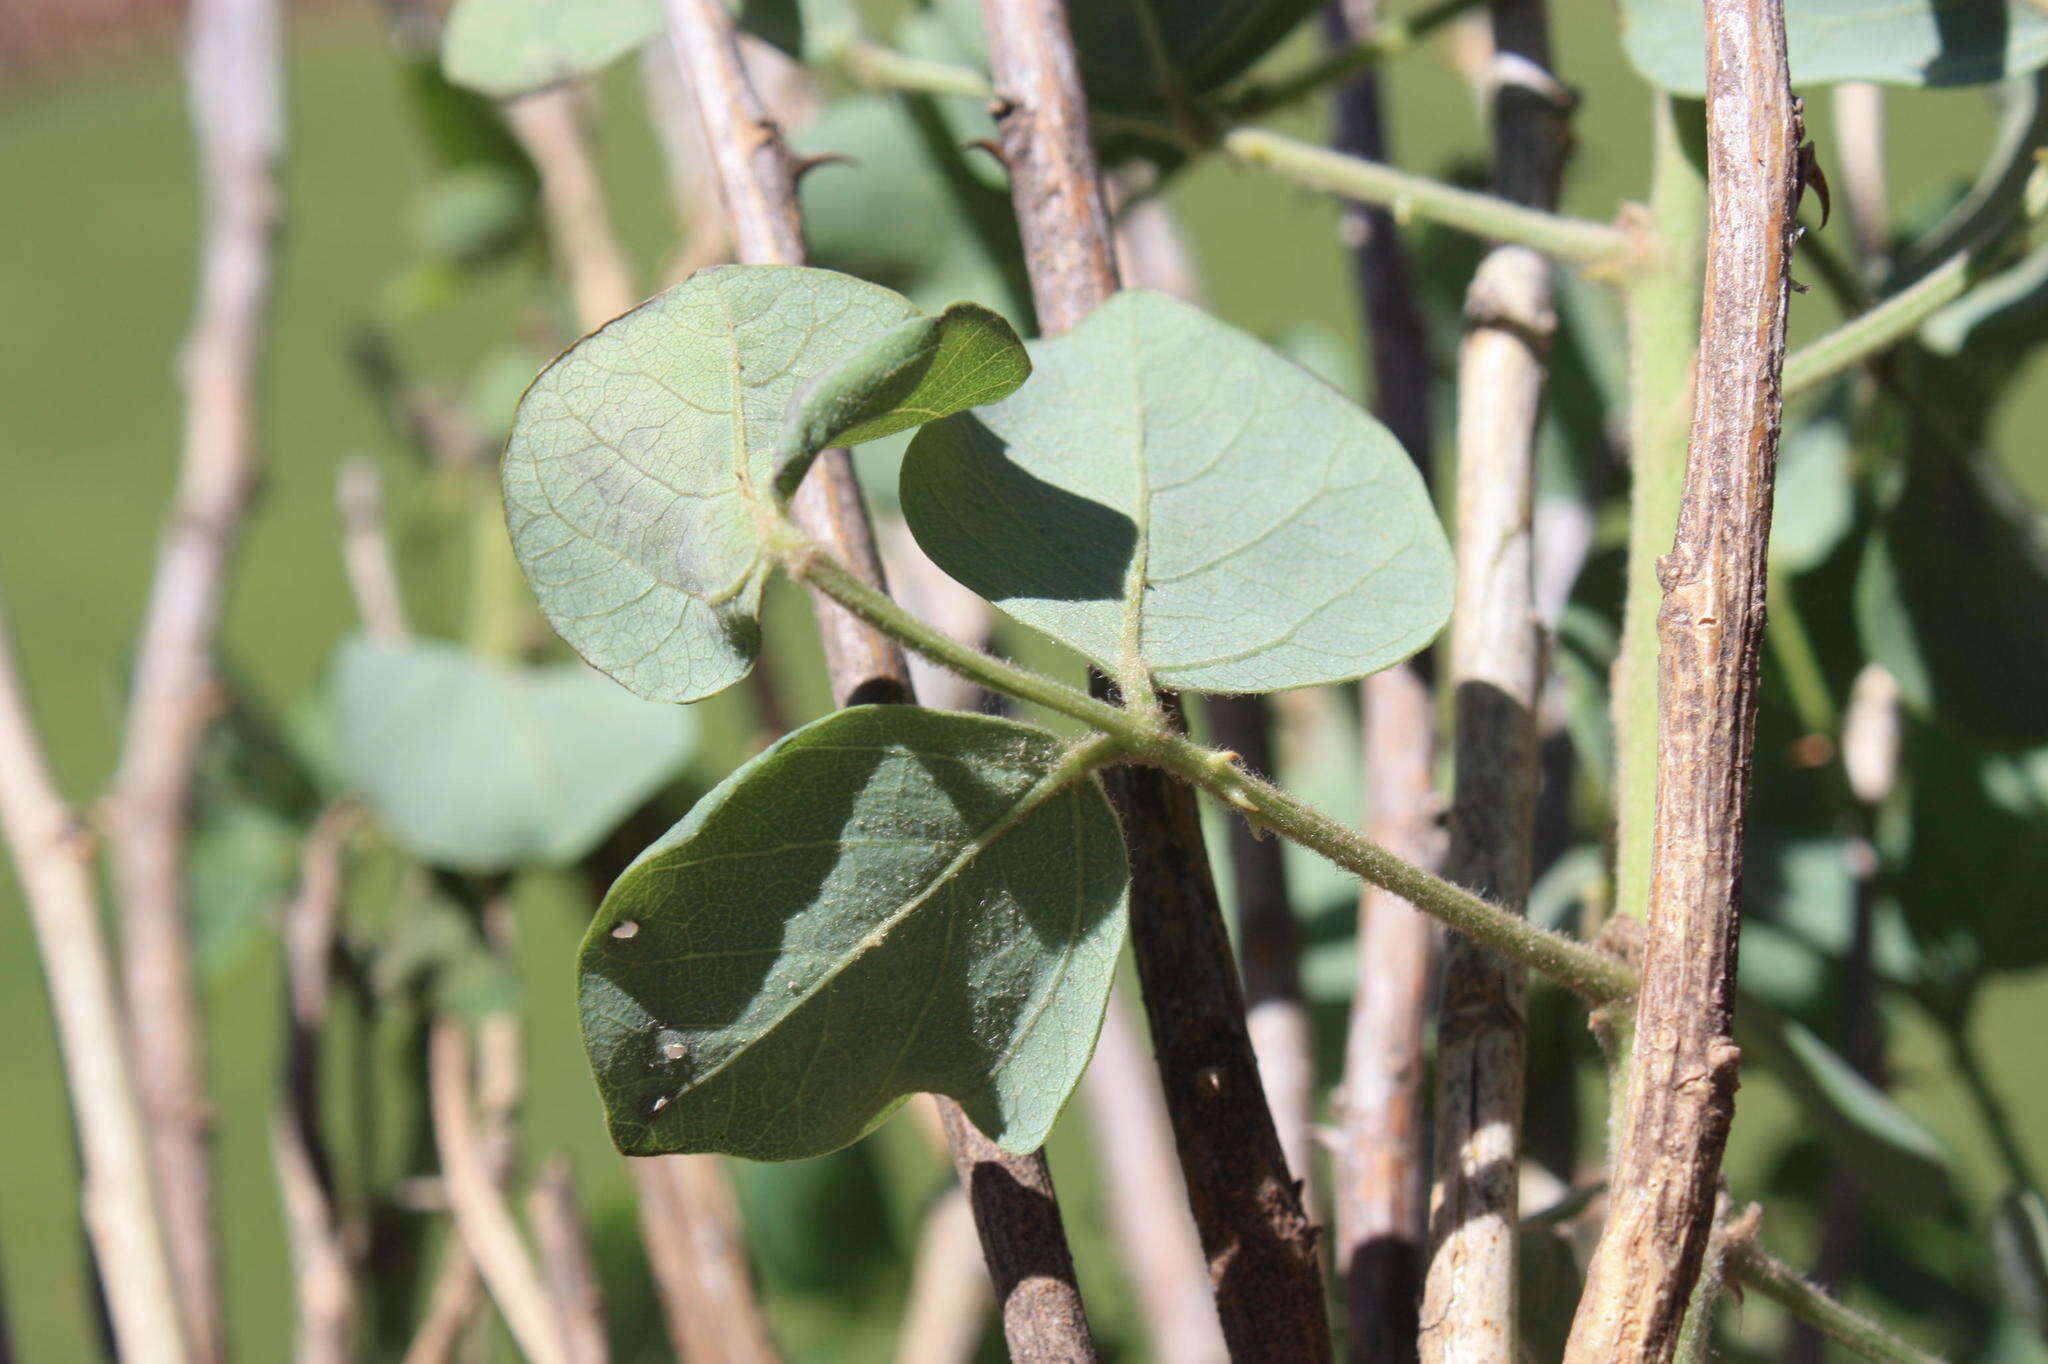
[1325,4,1442,1354]
[0,599,190,1363]
[527,1160,610,1364]
[1104,170,1320,1217]
[1562,1,1800,1358]
[108,0,283,1351]
[1832,83,1888,269]
[1420,2,1566,1355]
[639,39,731,283]
[628,1157,780,1364]
[398,1243,483,1364]
[426,1018,566,1364]
[1780,249,1973,399]
[503,85,640,329]
[894,1188,993,1364]
[978,1,1329,1355]
[662,1,1098,1356]
[1725,1239,1945,1364]
[276,803,361,1364]
[1080,992,1227,1364]
[1226,0,1480,120]
[336,457,410,641]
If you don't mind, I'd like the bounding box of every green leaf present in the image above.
[1739,1008,1957,1214]
[775,302,1029,498]
[1856,452,2048,744]
[440,0,851,97]
[334,636,694,871]
[1770,411,1856,575]
[901,289,1453,694]
[579,706,1128,1162]
[504,265,1020,702]
[1620,0,2048,95]
[442,0,664,100]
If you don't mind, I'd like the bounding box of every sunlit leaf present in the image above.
[902,289,1453,694]
[1621,0,2048,95]
[580,706,1128,1161]
[504,265,1026,702]
[334,636,694,871]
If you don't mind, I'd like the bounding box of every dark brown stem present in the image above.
[1563,1,1799,1357]
[978,1,1329,1355]
[1324,6,1441,1358]
[1419,3,1567,1357]
[109,2,283,1353]
[662,2,1096,1356]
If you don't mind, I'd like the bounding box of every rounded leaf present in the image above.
[335,636,694,871]
[581,706,1128,1162]
[901,289,1453,694]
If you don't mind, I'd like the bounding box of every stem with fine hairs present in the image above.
[0,596,191,1363]
[662,0,1097,1356]
[1324,3,1442,1355]
[107,0,282,1352]
[976,0,1328,1355]
[1420,2,1568,1356]
[275,803,362,1364]
[1564,0,1800,1356]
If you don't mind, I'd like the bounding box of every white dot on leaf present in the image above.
[611,920,640,940]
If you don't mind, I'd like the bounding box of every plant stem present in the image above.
[1564,0,1800,1354]
[1325,3,1442,1352]
[1613,95,1708,925]
[1781,250,1973,399]
[1220,128,1628,266]
[1223,0,1479,119]
[976,0,1327,1353]
[1421,0,1569,1349]
[665,0,1099,1354]
[109,0,284,1352]
[1724,1241,1946,1364]
[787,538,1636,1003]
[0,597,192,1363]
[824,35,1631,270]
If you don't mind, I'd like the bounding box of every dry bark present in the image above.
[0,600,191,1363]
[275,804,361,1364]
[1323,5,1442,1358]
[1419,4,1569,1355]
[978,1,1329,1356]
[1562,1,1799,1357]
[662,1,1097,1356]
[107,2,284,1353]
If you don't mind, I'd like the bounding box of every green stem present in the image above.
[1725,1241,1947,1364]
[1781,250,1974,400]
[1218,128,1631,267]
[1613,96,1708,921]
[827,40,1630,269]
[781,529,1636,1004]
[1764,573,1838,739]
[1220,0,1479,119]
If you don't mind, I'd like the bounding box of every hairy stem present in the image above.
[1725,1241,1946,1364]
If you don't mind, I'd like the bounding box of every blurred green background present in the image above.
[2,2,2046,1358]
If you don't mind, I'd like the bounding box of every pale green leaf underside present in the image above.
[581,706,1128,1162]
[1621,0,2048,94]
[901,289,1454,694]
[442,0,663,100]
[335,636,694,871]
[776,302,1031,498]
[504,266,925,702]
